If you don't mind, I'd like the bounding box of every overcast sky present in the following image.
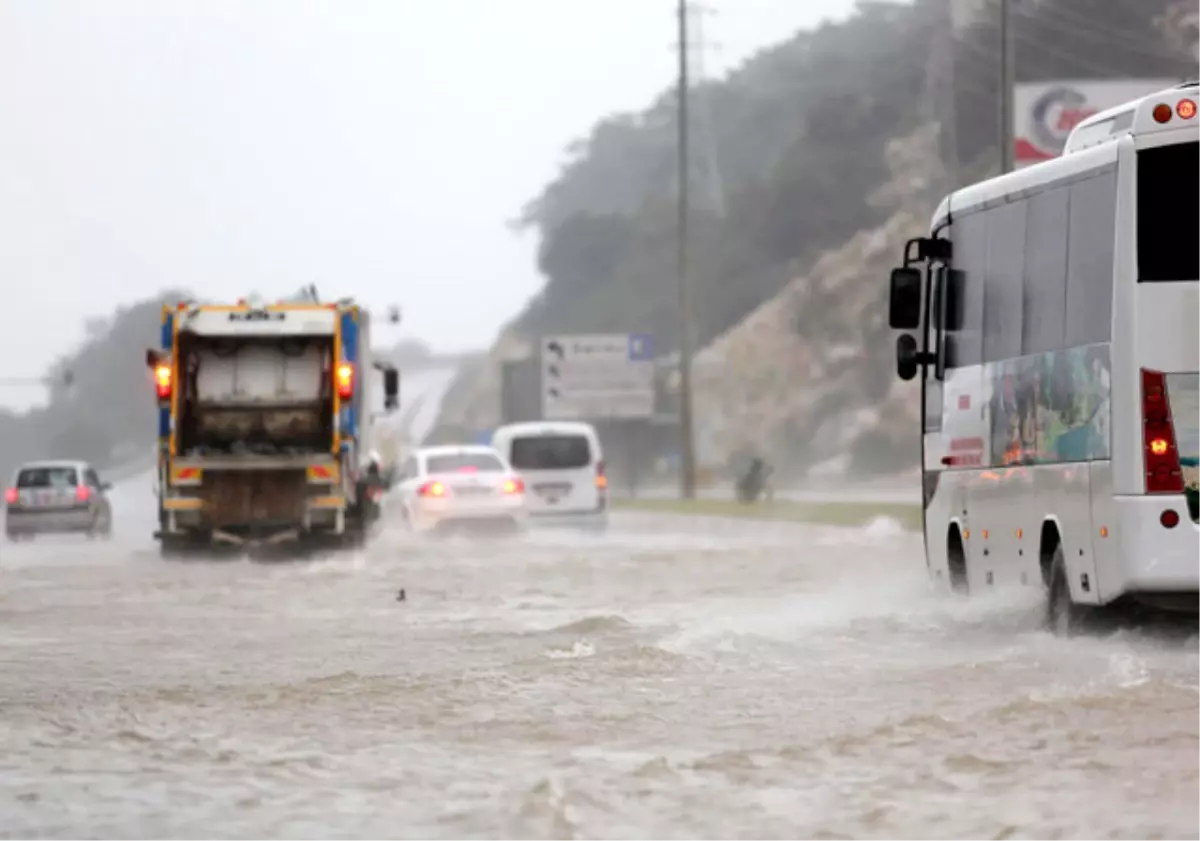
[0,0,855,409]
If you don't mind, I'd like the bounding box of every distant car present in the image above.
[4,460,114,541]
[394,445,527,534]
[490,421,608,533]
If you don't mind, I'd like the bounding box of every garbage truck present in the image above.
[146,291,400,555]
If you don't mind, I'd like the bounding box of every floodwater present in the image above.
[0,493,1196,839]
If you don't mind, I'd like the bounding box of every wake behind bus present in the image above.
[888,81,1198,633]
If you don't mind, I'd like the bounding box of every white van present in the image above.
[490,421,607,530]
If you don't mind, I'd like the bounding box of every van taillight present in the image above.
[154,364,172,400]
[1142,368,1183,494]
[595,460,607,490]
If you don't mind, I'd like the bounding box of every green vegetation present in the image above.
[615,497,922,531]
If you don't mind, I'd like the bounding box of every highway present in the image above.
[0,473,1195,838]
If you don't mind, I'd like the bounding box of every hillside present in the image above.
[433,0,1196,478]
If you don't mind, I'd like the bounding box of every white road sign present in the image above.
[541,333,655,420]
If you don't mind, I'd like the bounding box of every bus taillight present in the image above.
[1141,368,1183,494]
[154,364,172,400]
[335,363,354,400]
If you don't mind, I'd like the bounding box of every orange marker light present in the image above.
[154,364,172,399]
[1177,98,1196,119]
[1099,526,1108,538]
[335,363,354,400]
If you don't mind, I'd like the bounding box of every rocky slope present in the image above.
[690,124,941,478]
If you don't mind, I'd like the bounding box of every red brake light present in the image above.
[1177,98,1196,120]
[1141,368,1183,494]
[503,477,524,495]
[1161,509,1181,529]
[1152,103,1172,123]
[418,481,445,498]
[76,485,90,502]
[4,487,17,504]
[154,364,172,400]
[335,363,355,400]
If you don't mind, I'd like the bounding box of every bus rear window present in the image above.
[1137,141,1199,282]
[509,435,591,470]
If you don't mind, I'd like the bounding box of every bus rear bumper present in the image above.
[1111,495,1199,599]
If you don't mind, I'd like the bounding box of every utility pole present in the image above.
[676,0,696,500]
[999,0,1015,173]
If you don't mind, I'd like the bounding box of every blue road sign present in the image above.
[628,333,654,361]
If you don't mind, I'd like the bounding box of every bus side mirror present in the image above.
[145,349,161,370]
[383,367,400,411]
[888,267,923,330]
[896,334,920,381]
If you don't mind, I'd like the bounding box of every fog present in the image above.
[0,0,854,411]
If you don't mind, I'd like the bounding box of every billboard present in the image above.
[1013,78,1177,168]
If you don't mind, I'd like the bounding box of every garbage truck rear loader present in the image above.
[148,297,399,555]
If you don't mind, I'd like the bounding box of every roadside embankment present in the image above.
[613,497,922,530]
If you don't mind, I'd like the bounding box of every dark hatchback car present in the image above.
[5,460,113,541]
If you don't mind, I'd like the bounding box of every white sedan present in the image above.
[394,445,528,534]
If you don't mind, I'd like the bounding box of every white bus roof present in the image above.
[932,81,1198,230]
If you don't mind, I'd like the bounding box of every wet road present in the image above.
[0,493,1196,839]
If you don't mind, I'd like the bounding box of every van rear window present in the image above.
[509,435,591,470]
[17,467,78,489]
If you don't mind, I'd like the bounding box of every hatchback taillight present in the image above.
[76,486,91,503]
[4,487,17,505]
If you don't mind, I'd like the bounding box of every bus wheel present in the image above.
[1046,545,1090,637]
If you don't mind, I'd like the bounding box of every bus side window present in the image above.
[1065,170,1117,347]
[946,211,986,368]
[1022,186,1070,355]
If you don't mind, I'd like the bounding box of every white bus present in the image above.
[888,81,1198,633]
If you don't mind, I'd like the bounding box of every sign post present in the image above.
[540,333,655,421]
